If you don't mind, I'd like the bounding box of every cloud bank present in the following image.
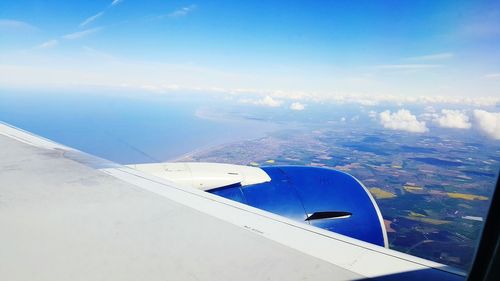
[379,109,428,133]
[239,96,283,107]
[473,110,500,139]
[256,96,282,107]
[433,109,471,129]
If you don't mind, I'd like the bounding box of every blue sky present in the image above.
[1,0,499,99]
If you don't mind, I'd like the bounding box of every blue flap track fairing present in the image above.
[209,166,388,247]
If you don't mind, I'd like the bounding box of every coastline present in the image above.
[166,139,244,162]
[166,109,281,163]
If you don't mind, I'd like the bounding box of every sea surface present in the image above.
[0,91,276,164]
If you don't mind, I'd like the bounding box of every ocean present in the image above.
[0,91,275,164]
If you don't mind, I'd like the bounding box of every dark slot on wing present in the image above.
[305,211,352,221]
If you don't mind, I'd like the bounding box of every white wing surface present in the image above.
[0,122,465,281]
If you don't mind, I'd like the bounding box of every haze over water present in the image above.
[0,91,276,164]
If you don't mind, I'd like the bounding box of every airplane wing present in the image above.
[0,122,465,280]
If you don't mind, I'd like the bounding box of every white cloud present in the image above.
[111,0,123,6]
[290,102,305,111]
[0,19,37,31]
[63,27,101,40]
[433,109,471,129]
[169,5,197,18]
[35,39,58,49]
[238,96,283,107]
[79,11,104,27]
[256,96,282,107]
[484,73,500,80]
[340,117,346,122]
[406,53,454,61]
[80,0,122,28]
[473,110,500,140]
[240,96,283,107]
[374,64,442,70]
[379,109,428,133]
[320,94,500,107]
